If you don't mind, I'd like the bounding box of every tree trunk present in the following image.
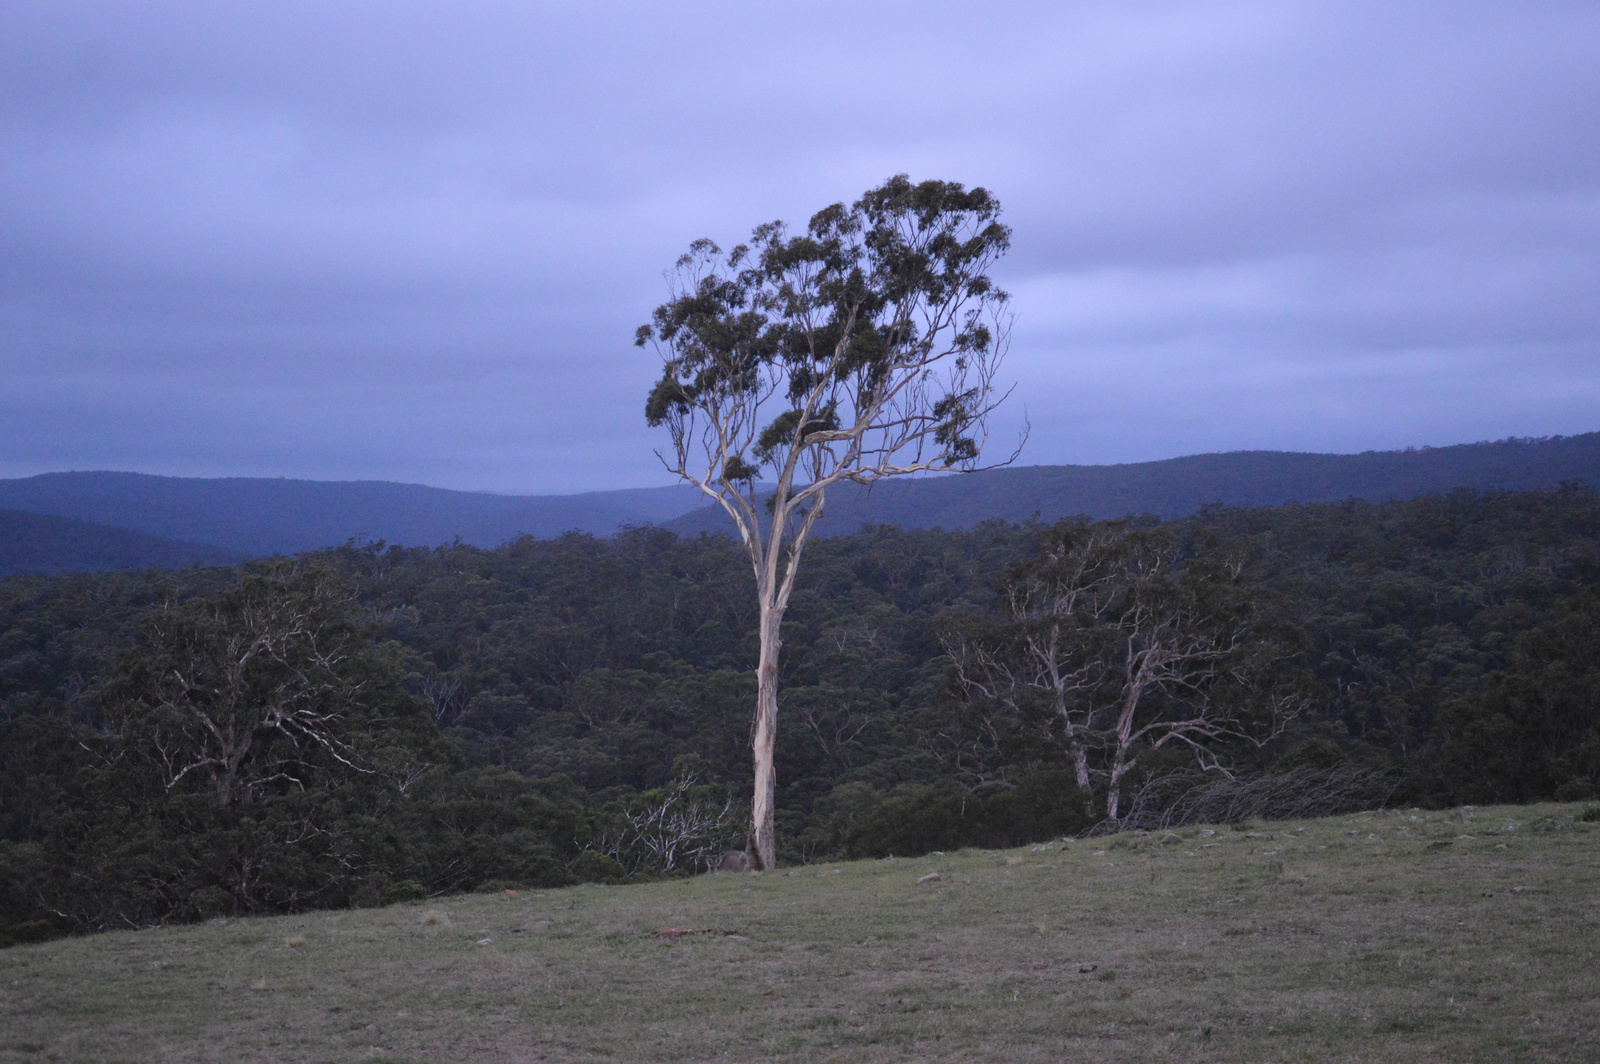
[1070,742,1091,791]
[747,607,782,870]
[1051,672,1092,793]
[213,726,251,807]
[1105,668,1145,822]
[1106,759,1126,822]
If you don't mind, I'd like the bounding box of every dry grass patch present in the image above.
[2,802,1597,1062]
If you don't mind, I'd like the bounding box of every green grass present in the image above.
[3,803,1598,1062]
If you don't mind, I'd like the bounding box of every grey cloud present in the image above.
[2,1,1597,492]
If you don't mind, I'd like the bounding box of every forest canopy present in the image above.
[2,485,1597,944]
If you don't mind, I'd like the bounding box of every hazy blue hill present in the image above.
[665,433,1600,537]
[5,434,1594,568]
[0,473,711,557]
[0,508,243,577]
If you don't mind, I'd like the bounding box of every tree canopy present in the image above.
[1,486,1598,943]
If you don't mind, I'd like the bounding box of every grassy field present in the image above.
[2,803,1597,1063]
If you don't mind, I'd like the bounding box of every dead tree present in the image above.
[947,518,1125,791]
[951,521,1302,822]
[588,772,738,875]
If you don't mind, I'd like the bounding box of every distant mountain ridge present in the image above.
[1,434,1596,575]
[666,432,1600,537]
[0,509,243,578]
[0,474,710,557]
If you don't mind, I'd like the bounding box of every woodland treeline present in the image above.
[2,485,1597,944]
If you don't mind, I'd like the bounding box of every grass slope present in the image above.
[2,804,1596,1063]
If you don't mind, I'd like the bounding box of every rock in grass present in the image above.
[710,851,753,873]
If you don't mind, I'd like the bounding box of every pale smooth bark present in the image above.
[738,484,824,869]
[749,637,780,867]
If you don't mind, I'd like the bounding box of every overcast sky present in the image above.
[2,2,1597,494]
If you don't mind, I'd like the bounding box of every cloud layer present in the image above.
[3,1,1597,492]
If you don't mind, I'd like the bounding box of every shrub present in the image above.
[381,880,428,904]
[570,851,626,884]
[0,920,62,949]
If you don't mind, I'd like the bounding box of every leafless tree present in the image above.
[798,700,870,768]
[588,772,738,875]
[418,672,463,726]
[947,519,1126,791]
[949,521,1304,822]
[639,175,1021,868]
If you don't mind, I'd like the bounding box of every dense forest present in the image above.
[2,485,1597,945]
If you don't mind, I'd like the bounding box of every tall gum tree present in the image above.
[638,175,1019,869]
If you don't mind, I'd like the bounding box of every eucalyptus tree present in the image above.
[638,175,1019,868]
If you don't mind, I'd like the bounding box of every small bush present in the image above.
[570,851,626,884]
[0,920,63,949]
[977,771,1093,847]
[185,886,231,919]
[381,880,428,904]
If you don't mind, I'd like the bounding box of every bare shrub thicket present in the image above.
[1100,765,1400,834]
[586,772,738,875]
